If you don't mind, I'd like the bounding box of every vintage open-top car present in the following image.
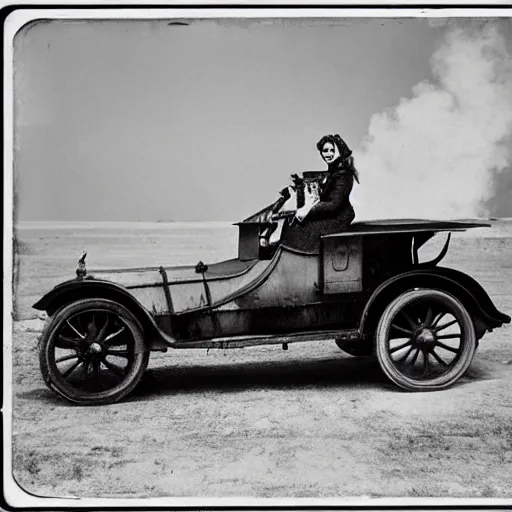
[34,192,510,405]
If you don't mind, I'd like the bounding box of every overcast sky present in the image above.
[13,15,512,221]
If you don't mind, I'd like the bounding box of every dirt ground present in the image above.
[8,221,512,500]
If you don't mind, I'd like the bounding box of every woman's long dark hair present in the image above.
[317,134,360,184]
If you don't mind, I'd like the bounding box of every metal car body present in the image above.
[33,214,510,404]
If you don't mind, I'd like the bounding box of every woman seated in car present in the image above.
[281,133,359,254]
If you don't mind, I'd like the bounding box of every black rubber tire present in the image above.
[335,340,373,357]
[39,299,150,405]
[375,289,476,391]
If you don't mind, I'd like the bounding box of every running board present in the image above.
[172,329,361,349]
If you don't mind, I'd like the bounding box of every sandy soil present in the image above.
[9,221,512,500]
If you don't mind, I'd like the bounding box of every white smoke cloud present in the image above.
[351,24,512,221]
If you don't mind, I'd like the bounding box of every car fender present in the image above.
[33,279,175,350]
[359,267,510,338]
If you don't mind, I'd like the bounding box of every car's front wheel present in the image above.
[39,299,149,405]
[375,289,476,391]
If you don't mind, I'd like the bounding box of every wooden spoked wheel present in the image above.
[39,299,149,405]
[375,289,477,391]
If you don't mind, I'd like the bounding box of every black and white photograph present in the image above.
[5,5,512,506]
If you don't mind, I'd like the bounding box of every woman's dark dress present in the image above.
[281,169,355,254]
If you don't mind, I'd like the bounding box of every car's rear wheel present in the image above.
[39,299,149,405]
[375,289,476,391]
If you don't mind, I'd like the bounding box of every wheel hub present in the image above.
[415,328,436,346]
[88,342,103,354]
